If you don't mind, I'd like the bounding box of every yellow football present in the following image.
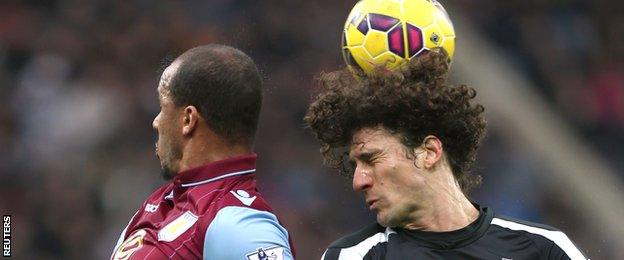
[342,0,455,73]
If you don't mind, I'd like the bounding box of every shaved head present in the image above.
[165,44,263,147]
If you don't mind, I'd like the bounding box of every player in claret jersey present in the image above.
[111,44,295,260]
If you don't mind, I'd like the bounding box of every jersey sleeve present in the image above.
[546,238,588,260]
[320,248,341,260]
[203,206,294,260]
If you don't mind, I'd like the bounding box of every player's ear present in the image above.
[182,105,199,136]
[422,135,443,169]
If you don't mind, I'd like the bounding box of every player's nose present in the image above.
[152,113,160,130]
[353,166,373,192]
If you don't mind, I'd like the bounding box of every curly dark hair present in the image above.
[304,51,486,194]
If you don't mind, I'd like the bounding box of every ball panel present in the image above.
[345,26,366,47]
[406,23,424,58]
[441,35,455,58]
[363,30,390,58]
[434,8,455,37]
[362,0,403,21]
[349,11,363,26]
[344,1,366,28]
[372,51,405,71]
[342,47,365,72]
[357,15,370,35]
[422,24,443,50]
[401,0,436,29]
[388,25,405,58]
[347,46,376,72]
[431,1,455,34]
[369,13,399,31]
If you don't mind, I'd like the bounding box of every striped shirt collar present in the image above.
[172,154,257,188]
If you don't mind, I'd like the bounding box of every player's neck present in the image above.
[403,169,479,232]
[177,132,252,173]
[410,196,478,232]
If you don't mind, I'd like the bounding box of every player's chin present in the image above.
[377,210,404,228]
[375,211,390,227]
[160,163,176,180]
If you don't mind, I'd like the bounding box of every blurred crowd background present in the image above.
[0,0,622,259]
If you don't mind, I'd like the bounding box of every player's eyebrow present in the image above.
[350,148,382,162]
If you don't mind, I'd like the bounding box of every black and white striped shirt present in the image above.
[321,205,587,260]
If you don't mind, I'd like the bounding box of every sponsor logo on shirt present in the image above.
[158,211,198,242]
[145,203,159,213]
[231,190,256,206]
[246,246,284,260]
[113,229,146,260]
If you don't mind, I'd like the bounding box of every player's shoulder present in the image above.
[208,205,284,232]
[491,214,562,232]
[203,206,293,259]
[183,170,272,210]
[488,215,562,249]
[489,214,587,260]
[184,177,273,215]
[322,222,388,260]
[200,189,279,235]
[184,175,274,223]
[220,188,273,211]
[327,222,386,248]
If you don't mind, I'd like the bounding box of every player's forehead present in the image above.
[349,127,394,157]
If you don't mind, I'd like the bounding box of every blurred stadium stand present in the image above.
[0,0,622,259]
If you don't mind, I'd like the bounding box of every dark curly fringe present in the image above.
[304,51,486,194]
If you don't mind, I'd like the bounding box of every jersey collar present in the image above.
[172,154,257,188]
[395,204,494,249]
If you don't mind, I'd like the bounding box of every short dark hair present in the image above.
[304,51,486,194]
[168,44,262,146]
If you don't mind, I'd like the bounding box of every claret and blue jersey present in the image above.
[111,154,295,260]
